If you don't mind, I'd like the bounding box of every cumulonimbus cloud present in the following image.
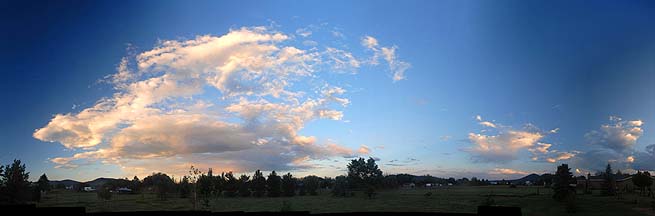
[33,26,405,177]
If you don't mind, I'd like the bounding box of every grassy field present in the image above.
[37,186,655,215]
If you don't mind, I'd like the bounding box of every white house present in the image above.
[83,186,96,192]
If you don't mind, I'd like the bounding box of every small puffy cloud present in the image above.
[358,145,371,154]
[626,155,635,163]
[296,28,312,37]
[302,40,318,47]
[585,116,643,153]
[361,36,378,49]
[545,152,577,163]
[529,142,552,154]
[475,115,497,128]
[479,121,497,128]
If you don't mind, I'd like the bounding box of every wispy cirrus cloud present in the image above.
[34,26,408,177]
[361,35,410,82]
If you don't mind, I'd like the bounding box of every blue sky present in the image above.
[1,0,654,181]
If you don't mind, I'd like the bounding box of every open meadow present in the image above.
[37,186,655,215]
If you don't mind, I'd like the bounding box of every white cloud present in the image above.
[358,145,371,154]
[465,118,575,163]
[585,116,643,153]
[479,121,497,128]
[34,26,404,176]
[466,130,543,163]
[361,36,410,82]
[490,168,528,176]
[296,28,312,37]
[475,115,497,128]
[572,117,649,172]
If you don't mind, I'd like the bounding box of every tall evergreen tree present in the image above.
[196,171,215,206]
[603,163,616,196]
[131,176,141,192]
[552,164,575,201]
[37,173,50,192]
[282,173,296,197]
[238,174,251,197]
[223,172,238,197]
[179,176,192,198]
[0,159,30,203]
[251,170,266,197]
[266,171,281,197]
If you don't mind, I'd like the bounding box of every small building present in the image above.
[576,174,655,192]
[83,186,96,192]
[117,187,133,194]
[401,183,416,189]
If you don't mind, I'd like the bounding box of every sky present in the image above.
[1,0,654,181]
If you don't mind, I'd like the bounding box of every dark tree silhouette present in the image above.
[143,172,175,200]
[196,170,215,206]
[0,159,30,203]
[282,173,296,197]
[266,171,281,197]
[179,176,192,198]
[552,164,575,202]
[302,175,321,195]
[602,163,616,196]
[633,171,653,196]
[212,172,226,197]
[130,176,141,192]
[222,172,238,197]
[238,174,251,197]
[332,175,350,197]
[347,157,383,198]
[251,170,266,197]
[37,173,50,193]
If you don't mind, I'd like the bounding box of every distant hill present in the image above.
[509,173,541,184]
[49,177,124,187]
[49,179,81,187]
[86,177,120,187]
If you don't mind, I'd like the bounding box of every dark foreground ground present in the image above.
[4,204,518,216]
[33,186,655,216]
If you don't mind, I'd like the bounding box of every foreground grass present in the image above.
[38,186,655,216]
